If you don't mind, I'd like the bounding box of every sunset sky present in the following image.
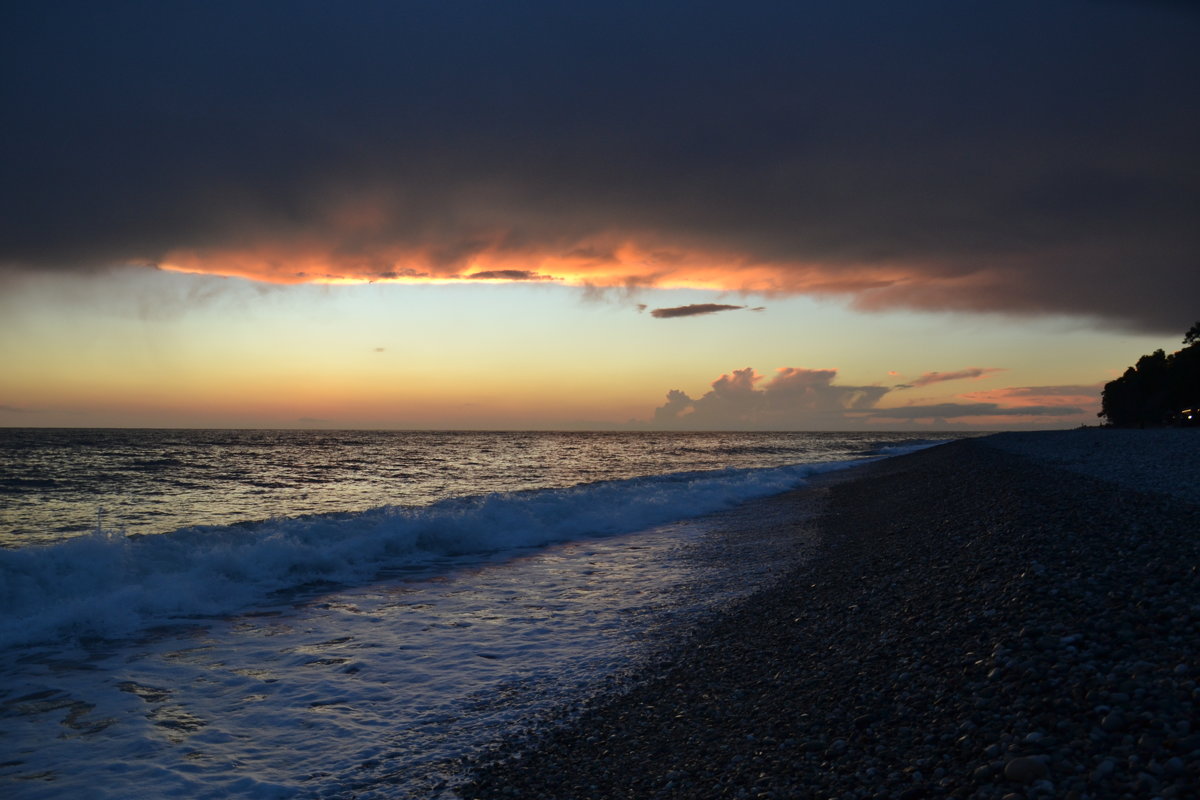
[2,1,1197,430]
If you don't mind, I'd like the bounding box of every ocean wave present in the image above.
[0,459,864,649]
[866,439,948,457]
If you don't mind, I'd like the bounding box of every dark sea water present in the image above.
[0,429,943,546]
[0,428,952,799]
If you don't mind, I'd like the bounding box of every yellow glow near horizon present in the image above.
[0,265,1176,430]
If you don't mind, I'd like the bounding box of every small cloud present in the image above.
[297,416,332,425]
[466,269,556,281]
[579,280,651,306]
[976,384,1101,398]
[635,303,648,313]
[0,404,30,413]
[373,347,386,352]
[373,268,432,280]
[649,303,746,319]
[907,367,1004,388]
[960,384,1101,409]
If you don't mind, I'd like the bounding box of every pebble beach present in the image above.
[458,430,1200,800]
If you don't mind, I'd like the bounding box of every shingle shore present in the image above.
[458,435,1200,799]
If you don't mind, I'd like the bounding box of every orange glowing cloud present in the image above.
[859,383,1100,426]
[153,216,923,296]
[154,242,925,300]
[958,384,1102,410]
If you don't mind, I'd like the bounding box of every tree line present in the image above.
[1099,322,1200,427]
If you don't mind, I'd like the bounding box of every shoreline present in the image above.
[457,434,1200,799]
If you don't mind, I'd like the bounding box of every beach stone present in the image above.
[1101,710,1127,732]
[1004,756,1048,784]
[458,436,1200,800]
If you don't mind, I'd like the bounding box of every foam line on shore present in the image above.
[0,458,869,649]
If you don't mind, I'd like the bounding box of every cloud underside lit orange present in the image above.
[156,238,1002,303]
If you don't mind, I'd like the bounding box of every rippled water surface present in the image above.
[0,429,942,546]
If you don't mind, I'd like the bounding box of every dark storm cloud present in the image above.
[1,1,1197,331]
[649,304,746,319]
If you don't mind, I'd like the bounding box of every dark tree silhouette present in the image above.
[1186,321,1200,346]
[1099,321,1200,426]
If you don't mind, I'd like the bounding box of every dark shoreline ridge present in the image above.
[458,435,1200,799]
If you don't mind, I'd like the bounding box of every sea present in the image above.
[0,428,953,799]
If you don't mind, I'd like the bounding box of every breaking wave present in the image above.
[1,459,870,648]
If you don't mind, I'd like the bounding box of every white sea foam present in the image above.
[872,439,947,457]
[0,460,861,649]
[0,470,827,799]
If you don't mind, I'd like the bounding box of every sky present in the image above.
[1,0,1197,430]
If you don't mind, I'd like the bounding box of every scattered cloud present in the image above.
[579,281,653,308]
[959,384,1101,410]
[649,303,747,319]
[866,403,1083,419]
[465,270,556,282]
[649,369,1099,428]
[907,367,1005,388]
[652,367,890,429]
[372,268,432,281]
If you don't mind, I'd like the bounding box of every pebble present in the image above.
[1004,756,1048,783]
[1101,710,1127,732]
[458,436,1200,800]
